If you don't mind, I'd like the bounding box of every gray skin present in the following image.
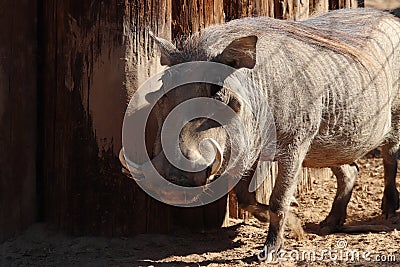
[126,9,400,254]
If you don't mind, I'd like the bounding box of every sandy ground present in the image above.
[1,157,400,266]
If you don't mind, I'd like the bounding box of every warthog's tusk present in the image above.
[202,138,223,176]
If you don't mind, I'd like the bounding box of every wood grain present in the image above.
[0,0,37,242]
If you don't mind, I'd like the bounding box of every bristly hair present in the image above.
[172,8,396,68]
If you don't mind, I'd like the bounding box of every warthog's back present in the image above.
[183,9,400,167]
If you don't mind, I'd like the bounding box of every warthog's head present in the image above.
[121,32,260,189]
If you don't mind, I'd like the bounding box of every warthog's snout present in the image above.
[120,138,223,187]
[151,137,223,187]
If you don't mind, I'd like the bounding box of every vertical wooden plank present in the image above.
[297,0,310,20]
[124,0,174,234]
[268,0,275,17]
[309,0,329,16]
[172,0,224,38]
[329,0,357,9]
[222,194,231,226]
[41,0,174,237]
[224,0,272,21]
[224,0,310,21]
[276,0,310,20]
[0,0,37,242]
[329,0,339,10]
[229,191,239,219]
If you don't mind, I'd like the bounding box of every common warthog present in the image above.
[121,8,400,256]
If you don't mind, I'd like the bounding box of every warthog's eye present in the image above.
[228,95,241,113]
[214,89,230,104]
[211,87,241,113]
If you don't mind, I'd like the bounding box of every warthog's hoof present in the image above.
[319,216,344,235]
[381,188,399,218]
[318,224,340,235]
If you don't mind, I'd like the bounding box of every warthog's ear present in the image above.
[149,30,180,66]
[215,35,258,69]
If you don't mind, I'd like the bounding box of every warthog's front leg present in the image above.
[261,145,308,260]
[319,163,358,234]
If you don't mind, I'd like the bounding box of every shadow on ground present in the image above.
[0,222,253,266]
[304,211,400,235]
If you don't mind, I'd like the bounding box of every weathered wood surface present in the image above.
[224,0,274,20]
[172,0,224,38]
[310,0,329,16]
[329,0,358,9]
[0,0,37,242]
[40,0,178,236]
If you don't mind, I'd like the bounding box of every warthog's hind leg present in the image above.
[319,163,358,235]
[381,142,400,218]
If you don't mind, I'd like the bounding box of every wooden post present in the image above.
[40,0,176,236]
[224,0,278,21]
[0,0,37,242]
[172,0,224,38]
[309,0,329,16]
[329,0,358,10]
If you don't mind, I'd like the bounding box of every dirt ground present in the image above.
[1,157,400,266]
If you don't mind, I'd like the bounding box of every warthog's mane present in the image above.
[174,9,396,67]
